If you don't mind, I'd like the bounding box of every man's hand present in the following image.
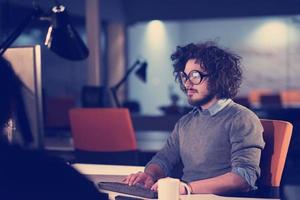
[122,171,155,188]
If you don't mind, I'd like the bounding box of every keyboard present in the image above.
[97,181,158,199]
[115,195,144,200]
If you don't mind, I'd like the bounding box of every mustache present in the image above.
[185,88,197,93]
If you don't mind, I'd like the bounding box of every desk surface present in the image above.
[72,163,145,175]
[72,163,279,200]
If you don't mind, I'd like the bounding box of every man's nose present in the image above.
[184,79,193,88]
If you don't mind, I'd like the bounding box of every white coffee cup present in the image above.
[158,177,191,200]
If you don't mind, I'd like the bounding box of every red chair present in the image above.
[69,108,138,165]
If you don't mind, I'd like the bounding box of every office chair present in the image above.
[260,94,282,108]
[81,86,113,107]
[44,97,75,129]
[69,108,139,165]
[248,89,274,106]
[255,119,293,198]
[280,89,300,106]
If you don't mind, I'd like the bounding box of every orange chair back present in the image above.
[259,119,293,187]
[280,90,300,105]
[248,89,274,105]
[69,108,137,152]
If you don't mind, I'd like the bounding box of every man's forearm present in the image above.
[189,172,250,194]
[144,163,166,181]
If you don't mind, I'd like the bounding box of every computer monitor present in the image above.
[3,45,43,148]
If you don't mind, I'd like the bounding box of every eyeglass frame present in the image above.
[179,70,209,85]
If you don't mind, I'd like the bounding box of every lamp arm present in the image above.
[110,60,141,107]
[0,7,43,56]
[111,87,121,107]
[112,60,140,91]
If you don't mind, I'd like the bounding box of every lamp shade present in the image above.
[135,61,147,82]
[44,5,89,60]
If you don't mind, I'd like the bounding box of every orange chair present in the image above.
[257,119,293,197]
[69,108,138,165]
[280,90,300,106]
[248,89,274,106]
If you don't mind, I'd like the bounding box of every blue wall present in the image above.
[128,16,300,114]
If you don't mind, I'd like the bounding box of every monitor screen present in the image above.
[3,45,43,148]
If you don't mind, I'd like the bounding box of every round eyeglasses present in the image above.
[179,70,209,85]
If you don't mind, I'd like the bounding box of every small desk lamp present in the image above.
[111,60,147,107]
[0,2,88,60]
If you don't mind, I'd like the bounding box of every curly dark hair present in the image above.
[170,41,242,99]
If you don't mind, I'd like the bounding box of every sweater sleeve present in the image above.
[145,122,181,176]
[229,110,265,190]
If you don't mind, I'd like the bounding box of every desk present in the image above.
[72,163,279,200]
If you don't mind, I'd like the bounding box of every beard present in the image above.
[187,91,215,107]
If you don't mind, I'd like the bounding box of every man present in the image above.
[124,41,265,195]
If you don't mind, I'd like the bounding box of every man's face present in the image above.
[183,59,215,108]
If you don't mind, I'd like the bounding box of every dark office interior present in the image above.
[1,0,300,199]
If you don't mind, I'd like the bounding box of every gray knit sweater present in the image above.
[146,99,265,189]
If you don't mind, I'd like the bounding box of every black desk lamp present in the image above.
[111,60,147,107]
[0,2,88,60]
